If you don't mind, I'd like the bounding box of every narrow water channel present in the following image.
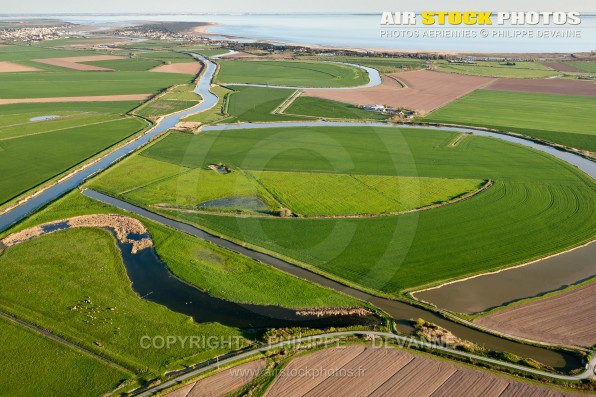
[83,189,583,371]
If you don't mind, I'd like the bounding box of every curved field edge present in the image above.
[127,126,595,298]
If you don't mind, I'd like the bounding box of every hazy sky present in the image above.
[3,0,595,14]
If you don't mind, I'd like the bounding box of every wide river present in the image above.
[1,54,593,371]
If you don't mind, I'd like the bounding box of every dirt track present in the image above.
[165,359,265,397]
[33,55,125,71]
[264,346,580,396]
[486,78,596,96]
[0,61,41,73]
[0,94,153,105]
[303,70,496,113]
[474,282,596,347]
[150,62,202,74]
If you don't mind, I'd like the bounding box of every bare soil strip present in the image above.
[265,346,580,397]
[542,62,583,73]
[0,94,153,105]
[33,55,125,71]
[0,61,41,73]
[474,282,596,347]
[303,70,496,113]
[165,359,265,397]
[1,214,152,254]
[486,78,596,97]
[150,62,202,74]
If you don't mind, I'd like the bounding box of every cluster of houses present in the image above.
[362,105,416,119]
[0,26,69,42]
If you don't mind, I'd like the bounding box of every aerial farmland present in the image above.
[0,8,594,397]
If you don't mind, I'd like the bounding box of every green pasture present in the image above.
[284,96,388,120]
[215,60,369,87]
[224,86,307,123]
[0,112,146,206]
[0,71,191,99]
[132,51,194,63]
[135,84,201,118]
[182,85,233,123]
[301,56,426,73]
[563,61,596,73]
[435,61,559,78]
[0,316,127,397]
[0,45,107,71]
[127,126,595,295]
[424,90,596,152]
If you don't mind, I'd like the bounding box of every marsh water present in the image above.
[415,242,596,314]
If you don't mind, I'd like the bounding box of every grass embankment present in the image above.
[215,60,369,88]
[135,84,201,118]
[112,126,596,296]
[424,90,596,152]
[0,316,128,397]
[434,61,559,78]
[0,102,147,206]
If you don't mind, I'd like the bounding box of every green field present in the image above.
[0,45,106,71]
[84,57,163,71]
[284,96,388,120]
[435,61,559,78]
[301,56,426,73]
[132,51,194,63]
[0,71,191,99]
[563,61,596,73]
[0,316,127,397]
[122,126,595,296]
[424,90,596,152]
[216,60,369,87]
[135,84,201,118]
[182,85,233,123]
[0,103,147,206]
[224,86,308,123]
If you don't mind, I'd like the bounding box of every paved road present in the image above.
[135,330,596,396]
[0,310,129,373]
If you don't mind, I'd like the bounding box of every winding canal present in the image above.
[1,53,593,371]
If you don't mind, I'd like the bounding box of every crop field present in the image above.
[0,71,191,99]
[131,126,595,295]
[301,56,427,73]
[562,61,596,73]
[132,51,194,63]
[0,316,127,397]
[0,45,105,71]
[83,57,163,71]
[0,103,146,206]
[485,78,596,97]
[135,84,201,118]
[215,60,370,87]
[425,90,596,152]
[434,61,559,78]
[224,86,308,122]
[474,282,596,347]
[284,96,388,120]
[264,346,572,396]
[252,171,483,216]
[303,70,495,113]
[0,227,243,374]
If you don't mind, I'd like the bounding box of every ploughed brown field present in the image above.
[302,70,495,113]
[542,62,583,73]
[264,346,578,397]
[485,78,596,97]
[0,61,41,73]
[0,94,153,105]
[33,55,126,71]
[150,62,202,75]
[165,359,265,397]
[474,282,596,348]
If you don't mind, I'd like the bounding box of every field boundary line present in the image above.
[272,89,302,115]
[0,309,131,373]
